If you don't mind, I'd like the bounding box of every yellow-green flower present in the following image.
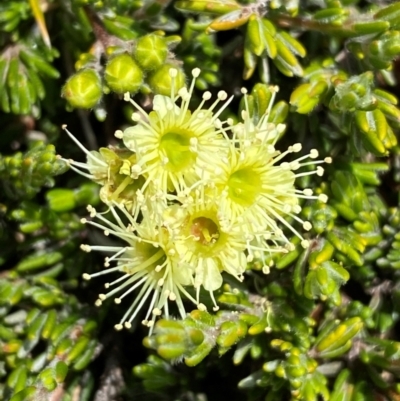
[214,89,331,250]
[120,68,231,196]
[81,205,199,330]
[164,189,249,311]
[62,126,143,213]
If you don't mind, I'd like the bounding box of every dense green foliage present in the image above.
[1,0,400,400]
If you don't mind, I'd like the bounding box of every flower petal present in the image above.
[123,125,148,151]
[202,258,223,291]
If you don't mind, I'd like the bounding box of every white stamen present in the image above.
[115,130,123,139]
[192,68,201,78]
[203,91,212,101]
[218,91,228,101]
[319,194,328,203]
[152,308,162,316]
[301,240,310,248]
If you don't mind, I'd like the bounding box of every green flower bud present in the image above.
[147,64,186,96]
[62,69,102,109]
[134,34,168,71]
[104,53,143,94]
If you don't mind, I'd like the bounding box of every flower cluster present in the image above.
[63,68,330,330]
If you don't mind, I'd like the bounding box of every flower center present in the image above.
[159,130,196,172]
[122,243,166,277]
[190,217,220,246]
[227,167,262,207]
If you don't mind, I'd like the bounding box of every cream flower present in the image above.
[214,89,331,250]
[119,68,231,196]
[62,126,143,213]
[80,205,199,330]
[162,188,250,311]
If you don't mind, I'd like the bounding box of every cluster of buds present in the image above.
[63,68,330,331]
[62,33,185,109]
